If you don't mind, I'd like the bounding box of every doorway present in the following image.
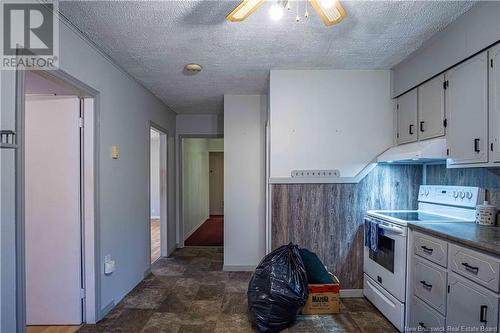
[17,69,98,333]
[149,125,168,263]
[181,137,224,247]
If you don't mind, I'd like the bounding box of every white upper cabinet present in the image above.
[446,51,488,165]
[418,75,445,140]
[397,89,418,145]
[489,44,500,163]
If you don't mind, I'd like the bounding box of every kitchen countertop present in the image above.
[407,222,500,257]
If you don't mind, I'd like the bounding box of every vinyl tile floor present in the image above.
[77,247,397,333]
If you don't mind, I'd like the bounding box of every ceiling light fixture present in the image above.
[319,0,336,9]
[227,0,346,26]
[269,3,284,20]
[184,63,202,75]
[226,0,266,22]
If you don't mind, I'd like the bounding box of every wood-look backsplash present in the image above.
[426,165,500,208]
[271,164,422,289]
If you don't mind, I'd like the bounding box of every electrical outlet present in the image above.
[291,169,340,178]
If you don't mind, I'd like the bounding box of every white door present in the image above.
[418,74,445,140]
[489,44,500,162]
[209,152,224,215]
[446,52,489,164]
[447,273,499,331]
[397,88,418,144]
[25,96,82,325]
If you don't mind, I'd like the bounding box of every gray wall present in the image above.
[392,2,500,97]
[1,16,177,331]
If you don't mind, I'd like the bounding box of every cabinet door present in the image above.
[446,52,488,164]
[397,88,418,144]
[447,273,499,331]
[418,74,445,140]
[489,44,500,162]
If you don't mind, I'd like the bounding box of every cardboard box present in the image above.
[302,274,340,315]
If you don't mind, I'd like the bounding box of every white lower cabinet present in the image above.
[409,296,445,332]
[409,230,500,332]
[447,273,499,331]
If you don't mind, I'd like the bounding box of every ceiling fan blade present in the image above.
[309,0,346,26]
[227,0,266,22]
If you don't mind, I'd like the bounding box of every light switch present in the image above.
[111,145,120,159]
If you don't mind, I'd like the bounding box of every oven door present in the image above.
[363,217,407,302]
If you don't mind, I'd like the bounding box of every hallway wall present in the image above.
[183,138,210,239]
[0,10,177,330]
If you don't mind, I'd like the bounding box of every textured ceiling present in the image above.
[59,1,475,114]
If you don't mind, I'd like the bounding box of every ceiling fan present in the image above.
[227,0,346,26]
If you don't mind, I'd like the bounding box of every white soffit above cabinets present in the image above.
[59,1,476,114]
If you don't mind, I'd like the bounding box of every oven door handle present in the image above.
[378,224,404,235]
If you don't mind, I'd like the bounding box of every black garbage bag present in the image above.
[247,243,309,333]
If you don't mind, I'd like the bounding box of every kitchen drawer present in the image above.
[449,243,500,292]
[413,231,448,267]
[413,256,447,314]
[409,295,445,332]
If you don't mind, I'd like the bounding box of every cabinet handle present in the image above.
[474,138,481,153]
[420,280,433,289]
[480,305,488,323]
[420,121,425,132]
[421,245,434,254]
[461,262,479,274]
[409,124,414,135]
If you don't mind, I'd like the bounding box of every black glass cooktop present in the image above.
[378,211,463,222]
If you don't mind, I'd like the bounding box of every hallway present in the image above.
[76,248,396,333]
[185,216,224,247]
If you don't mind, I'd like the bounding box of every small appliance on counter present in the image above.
[476,201,498,226]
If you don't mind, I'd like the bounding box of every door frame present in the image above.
[177,134,223,248]
[149,123,169,262]
[15,67,100,332]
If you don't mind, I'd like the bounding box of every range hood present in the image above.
[377,137,447,164]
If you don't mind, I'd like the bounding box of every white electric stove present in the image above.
[363,185,484,332]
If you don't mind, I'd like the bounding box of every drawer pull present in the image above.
[421,245,434,254]
[420,280,433,289]
[480,305,488,323]
[461,262,479,274]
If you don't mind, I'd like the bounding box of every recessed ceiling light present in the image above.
[184,63,202,75]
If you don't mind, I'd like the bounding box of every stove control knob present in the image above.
[459,191,466,199]
[425,189,430,196]
[466,192,473,200]
[453,191,459,199]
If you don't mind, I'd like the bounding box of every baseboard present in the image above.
[340,289,363,298]
[99,300,115,320]
[223,265,255,272]
[184,216,209,240]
